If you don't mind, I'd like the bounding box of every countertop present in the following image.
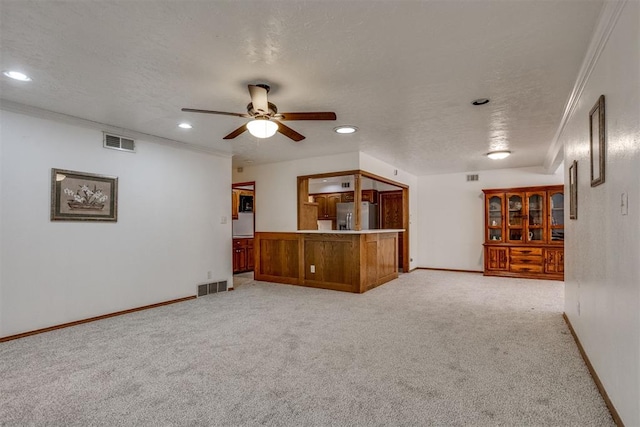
[232,235,254,239]
[294,229,404,234]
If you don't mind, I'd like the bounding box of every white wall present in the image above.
[0,111,232,337]
[561,2,639,424]
[417,166,563,271]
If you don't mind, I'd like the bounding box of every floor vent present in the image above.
[197,281,228,297]
[466,174,479,182]
[103,132,136,153]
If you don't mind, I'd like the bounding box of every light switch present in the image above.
[221,216,228,224]
[621,193,628,215]
[310,265,316,273]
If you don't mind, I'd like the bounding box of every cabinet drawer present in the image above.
[510,247,542,256]
[510,264,544,273]
[234,239,248,247]
[510,255,542,265]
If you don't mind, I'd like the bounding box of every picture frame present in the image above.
[589,94,605,187]
[569,160,578,220]
[51,168,118,221]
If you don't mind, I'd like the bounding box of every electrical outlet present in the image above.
[220,216,227,224]
[310,265,315,273]
[207,271,212,280]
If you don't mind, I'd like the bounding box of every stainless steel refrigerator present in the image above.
[336,202,378,230]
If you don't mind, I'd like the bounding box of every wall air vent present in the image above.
[341,182,351,188]
[197,284,209,297]
[103,133,136,153]
[197,281,228,297]
[466,174,479,182]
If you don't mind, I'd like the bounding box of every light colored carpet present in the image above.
[0,270,613,426]
[233,271,255,289]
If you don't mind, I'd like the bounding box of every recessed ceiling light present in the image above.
[487,150,511,160]
[178,123,192,129]
[334,125,358,134]
[322,179,328,182]
[3,71,32,81]
[472,98,490,106]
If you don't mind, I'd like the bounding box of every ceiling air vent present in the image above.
[103,133,136,153]
[466,174,479,182]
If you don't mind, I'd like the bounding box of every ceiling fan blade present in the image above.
[223,124,248,139]
[277,112,337,121]
[276,122,305,142]
[182,108,250,118]
[248,85,269,115]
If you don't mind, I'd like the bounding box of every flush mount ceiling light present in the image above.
[334,125,358,134]
[246,118,278,138]
[178,123,192,129]
[3,70,32,81]
[472,98,490,106]
[487,150,511,160]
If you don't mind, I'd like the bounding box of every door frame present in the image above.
[232,181,256,274]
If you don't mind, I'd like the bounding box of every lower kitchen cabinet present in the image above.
[233,238,254,273]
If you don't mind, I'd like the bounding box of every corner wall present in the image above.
[561,2,640,424]
[0,110,232,337]
[417,167,562,271]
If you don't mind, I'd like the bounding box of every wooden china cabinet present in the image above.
[483,185,564,281]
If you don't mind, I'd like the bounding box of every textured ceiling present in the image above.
[0,0,603,175]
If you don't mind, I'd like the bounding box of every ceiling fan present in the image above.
[182,84,337,142]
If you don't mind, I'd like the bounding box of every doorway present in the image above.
[232,181,255,284]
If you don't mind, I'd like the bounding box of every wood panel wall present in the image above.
[255,232,399,293]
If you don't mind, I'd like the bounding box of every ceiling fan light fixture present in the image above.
[247,118,278,138]
[334,125,358,134]
[487,150,511,160]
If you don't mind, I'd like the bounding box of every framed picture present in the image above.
[589,94,605,187]
[569,160,578,220]
[51,168,118,221]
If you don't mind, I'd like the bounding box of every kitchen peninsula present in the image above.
[254,229,403,293]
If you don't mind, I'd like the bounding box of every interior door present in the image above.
[379,190,404,270]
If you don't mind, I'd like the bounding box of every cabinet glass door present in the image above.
[507,193,524,242]
[487,195,503,242]
[526,192,545,243]
[549,191,564,243]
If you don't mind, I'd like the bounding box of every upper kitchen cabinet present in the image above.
[311,193,342,220]
[361,189,378,204]
[482,185,564,281]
